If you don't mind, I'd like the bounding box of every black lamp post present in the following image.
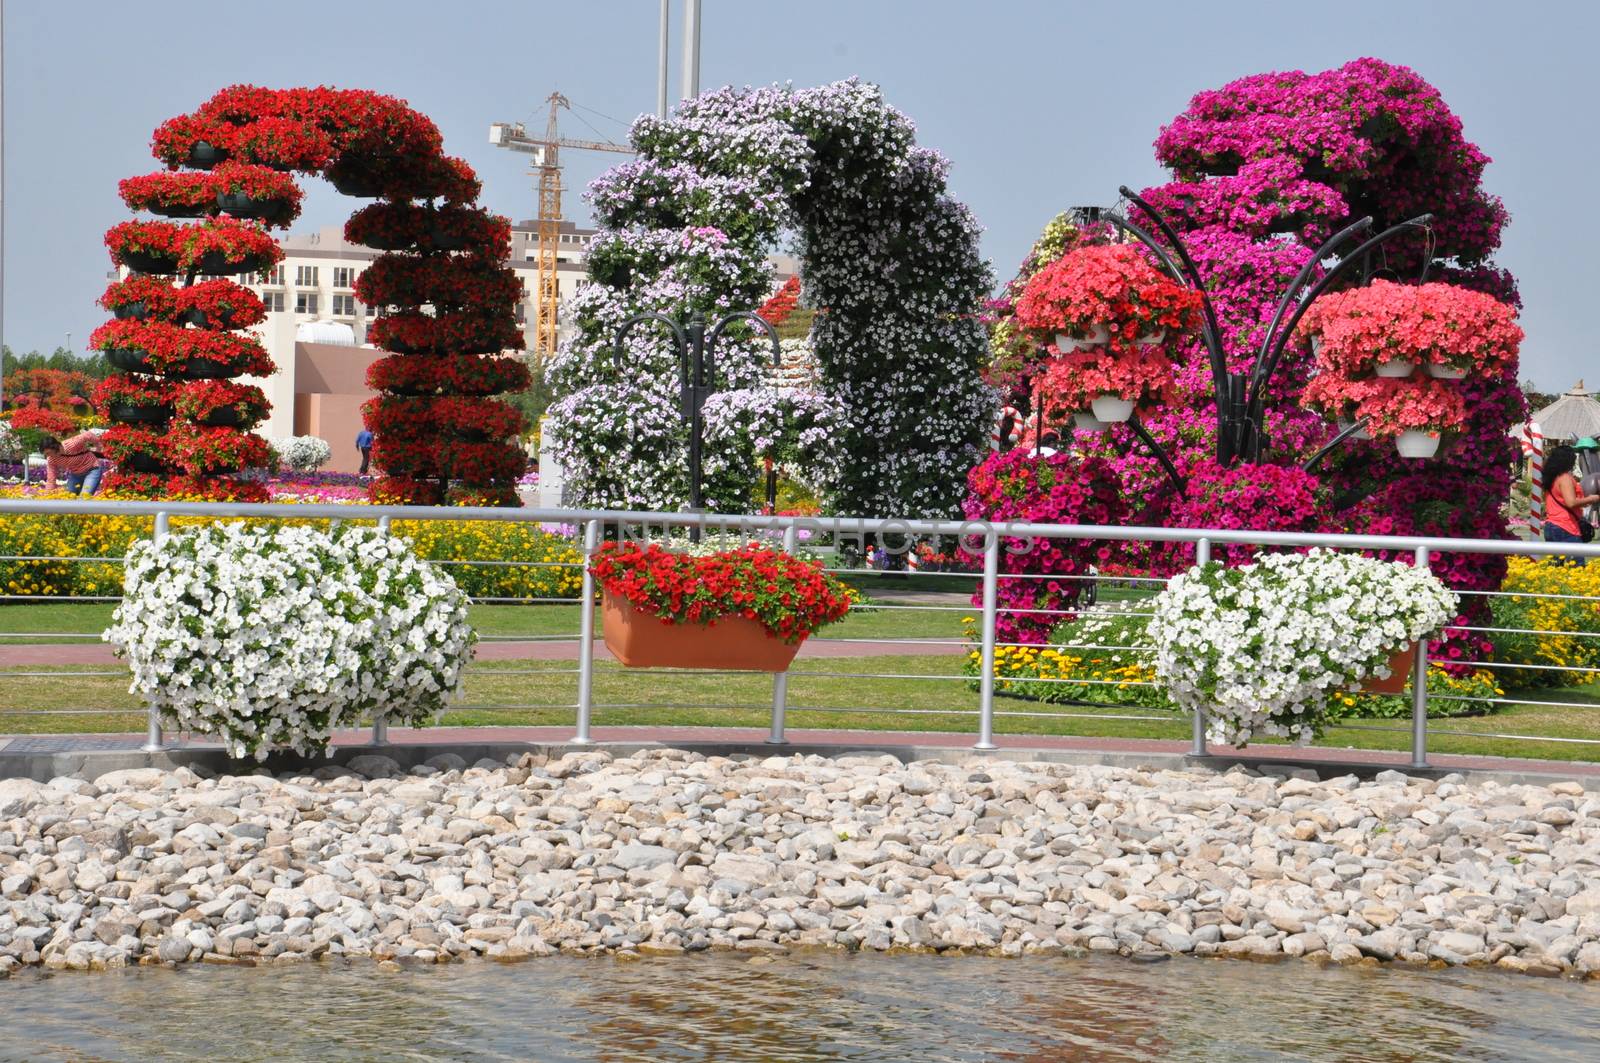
[1091,184,1435,491]
[613,309,782,531]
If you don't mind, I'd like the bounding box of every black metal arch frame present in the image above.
[613,310,783,525]
[1043,184,1436,493]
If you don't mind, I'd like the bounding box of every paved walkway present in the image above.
[0,637,969,667]
[3,724,1596,782]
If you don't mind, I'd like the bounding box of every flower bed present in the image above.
[590,540,852,643]
[1490,557,1600,688]
[105,523,475,759]
[0,488,584,601]
[1148,549,1457,745]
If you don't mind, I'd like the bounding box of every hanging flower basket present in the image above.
[1073,411,1109,432]
[1054,324,1110,352]
[1395,429,1442,459]
[109,403,173,425]
[1362,644,1416,695]
[602,595,803,671]
[1426,363,1467,380]
[105,348,158,374]
[590,541,853,671]
[1374,357,1414,378]
[1090,395,1135,423]
[186,140,229,169]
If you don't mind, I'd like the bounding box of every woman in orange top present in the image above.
[1542,444,1598,558]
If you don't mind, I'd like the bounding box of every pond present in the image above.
[2,951,1597,1062]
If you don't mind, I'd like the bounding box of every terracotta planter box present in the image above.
[1362,644,1417,695]
[601,594,801,672]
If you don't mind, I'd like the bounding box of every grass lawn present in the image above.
[4,653,1600,765]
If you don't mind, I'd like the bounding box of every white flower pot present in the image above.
[1136,329,1166,346]
[1090,395,1135,423]
[1375,357,1415,378]
[1396,430,1441,459]
[1054,323,1111,352]
[1073,412,1109,432]
[1337,418,1372,441]
[1426,363,1467,380]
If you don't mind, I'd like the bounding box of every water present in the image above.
[2,952,1598,1062]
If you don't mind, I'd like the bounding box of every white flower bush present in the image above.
[548,79,995,517]
[272,435,332,472]
[1148,549,1457,746]
[104,523,476,760]
[0,421,22,462]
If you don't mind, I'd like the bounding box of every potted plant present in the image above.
[118,172,217,219]
[590,540,853,670]
[174,379,268,428]
[100,425,172,474]
[176,279,267,330]
[169,423,272,475]
[212,162,304,226]
[95,375,175,425]
[1012,244,1202,423]
[1148,549,1457,746]
[100,275,180,323]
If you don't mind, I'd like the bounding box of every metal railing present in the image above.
[4,496,1600,768]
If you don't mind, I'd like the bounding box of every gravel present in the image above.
[0,751,1597,978]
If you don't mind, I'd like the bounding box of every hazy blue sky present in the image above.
[2,0,1593,388]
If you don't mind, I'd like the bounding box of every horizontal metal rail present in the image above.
[4,497,1600,765]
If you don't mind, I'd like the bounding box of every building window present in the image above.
[260,266,285,286]
[333,267,356,289]
[263,291,285,313]
[331,294,356,317]
[295,292,319,315]
[359,300,384,318]
[295,265,319,287]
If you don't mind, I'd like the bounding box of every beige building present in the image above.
[242,219,595,471]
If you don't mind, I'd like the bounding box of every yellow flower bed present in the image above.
[0,488,582,602]
[1491,557,1600,688]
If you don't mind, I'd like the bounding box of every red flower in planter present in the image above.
[90,321,275,377]
[437,439,526,485]
[362,394,525,441]
[150,115,237,168]
[231,117,335,172]
[99,425,168,465]
[175,279,266,330]
[167,423,272,474]
[106,218,280,274]
[367,310,524,356]
[118,172,216,215]
[94,375,176,417]
[590,542,853,643]
[99,275,182,321]
[366,353,531,396]
[355,255,522,311]
[345,203,511,256]
[173,380,268,426]
[370,436,443,479]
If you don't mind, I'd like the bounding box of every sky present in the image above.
[1,0,1594,389]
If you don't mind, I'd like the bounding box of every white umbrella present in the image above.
[1532,381,1600,441]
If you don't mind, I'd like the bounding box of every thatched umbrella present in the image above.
[1532,381,1600,441]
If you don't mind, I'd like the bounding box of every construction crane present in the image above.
[490,92,634,361]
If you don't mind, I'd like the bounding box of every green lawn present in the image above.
[4,653,1600,765]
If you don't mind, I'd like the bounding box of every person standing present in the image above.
[41,432,105,496]
[356,428,374,476]
[1542,444,1598,560]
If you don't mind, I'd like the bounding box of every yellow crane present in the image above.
[490,93,634,361]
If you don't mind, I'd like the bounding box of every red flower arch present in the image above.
[92,85,528,505]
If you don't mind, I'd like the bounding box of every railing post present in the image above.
[370,513,393,746]
[974,527,1001,751]
[1190,536,1211,757]
[141,512,170,754]
[1411,544,1430,769]
[766,523,799,745]
[572,518,601,745]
